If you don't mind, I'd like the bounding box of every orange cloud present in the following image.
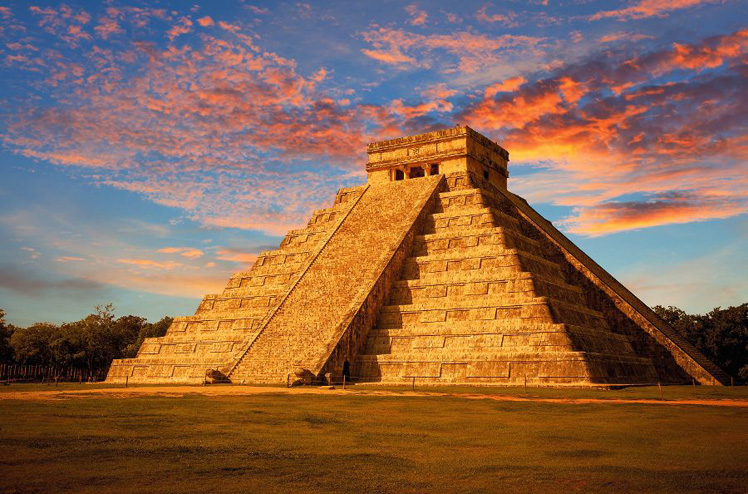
[167,16,192,40]
[590,0,719,20]
[405,4,428,26]
[157,247,204,259]
[460,29,748,235]
[56,256,86,262]
[118,258,183,270]
[562,194,747,236]
[484,76,526,98]
[197,16,214,27]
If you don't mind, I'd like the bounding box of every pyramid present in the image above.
[107,126,729,387]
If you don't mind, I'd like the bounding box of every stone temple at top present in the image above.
[107,126,728,386]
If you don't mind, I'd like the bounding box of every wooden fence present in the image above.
[0,363,109,383]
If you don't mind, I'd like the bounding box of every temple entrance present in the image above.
[342,361,351,382]
[409,166,425,178]
[394,169,405,181]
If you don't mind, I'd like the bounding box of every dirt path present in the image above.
[1,385,747,407]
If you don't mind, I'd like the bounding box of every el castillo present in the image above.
[106,126,728,388]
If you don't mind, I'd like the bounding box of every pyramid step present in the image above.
[361,347,610,361]
[402,251,563,280]
[246,261,307,277]
[363,330,636,356]
[424,207,520,234]
[377,298,607,329]
[381,296,605,319]
[221,283,290,298]
[194,307,275,319]
[414,226,542,256]
[436,189,489,210]
[390,272,584,304]
[394,276,585,306]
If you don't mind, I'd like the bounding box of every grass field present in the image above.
[1,385,747,494]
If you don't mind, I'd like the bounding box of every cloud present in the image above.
[157,247,204,259]
[405,4,428,26]
[561,192,747,236]
[0,264,104,296]
[56,256,86,262]
[360,26,546,73]
[590,0,720,21]
[460,29,748,235]
[599,32,655,44]
[21,246,41,260]
[245,6,269,15]
[3,26,399,234]
[484,76,526,98]
[475,5,516,26]
[118,258,183,270]
[197,16,214,27]
[167,16,192,40]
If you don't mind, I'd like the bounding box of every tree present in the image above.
[0,309,14,363]
[655,303,748,382]
[10,322,58,365]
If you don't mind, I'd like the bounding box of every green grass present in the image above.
[1,387,747,494]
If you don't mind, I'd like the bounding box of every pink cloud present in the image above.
[246,6,270,15]
[360,26,546,72]
[590,0,720,21]
[405,4,428,26]
[167,16,192,40]
[475,5,516,25]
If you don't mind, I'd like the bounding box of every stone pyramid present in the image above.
[107,126,728,387]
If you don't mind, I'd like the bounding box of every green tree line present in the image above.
[653,303,748,381]
[0,303,745,381]
[0,305,172,374]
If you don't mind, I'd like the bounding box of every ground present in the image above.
[1,385,747,494]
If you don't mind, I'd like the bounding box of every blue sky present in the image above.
[0,0,746,326]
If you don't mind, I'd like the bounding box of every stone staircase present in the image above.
[354,186,658,385]
[106,186,367,383]
[227,176,444,384]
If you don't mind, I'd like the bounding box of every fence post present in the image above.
[412,377,416,392]
[343,375,346,390]
[657,382,663,400]
[125,376,129,388]
[524,374,527,394]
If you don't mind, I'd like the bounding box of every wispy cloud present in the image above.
[590,0,721,21]
[157,247,204,259]
[405,4,428,26]
[360,26,546,73]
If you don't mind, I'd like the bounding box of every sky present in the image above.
[0,0,746,326]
